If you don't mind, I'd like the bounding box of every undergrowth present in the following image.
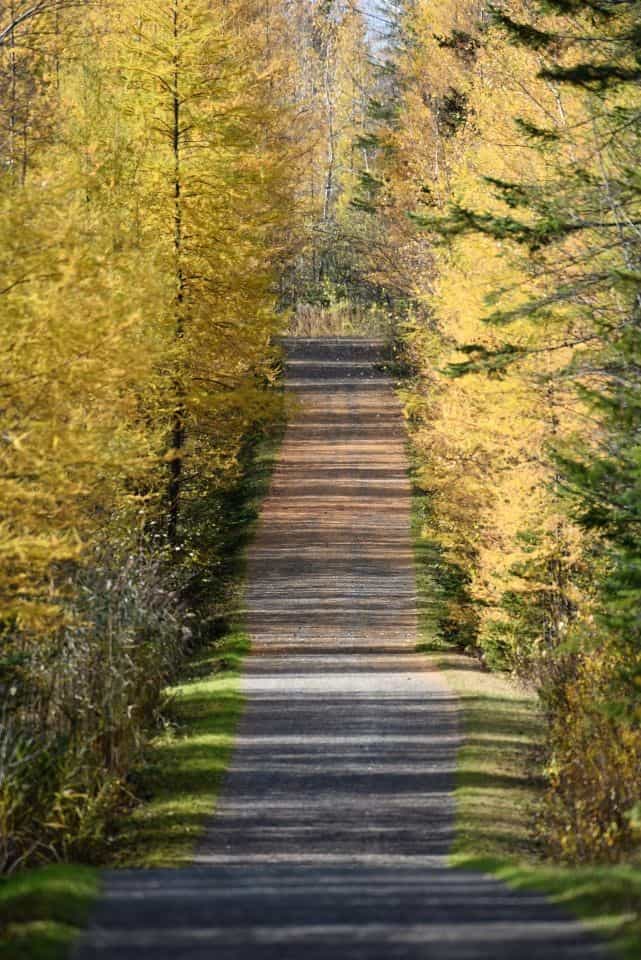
[0,417,285,956]
[108,419,285,867]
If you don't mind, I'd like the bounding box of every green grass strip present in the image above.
[0,865,99,960]
[111,626,249,868]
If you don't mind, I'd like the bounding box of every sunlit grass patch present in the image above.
[110,627,249,868]
[0,866,99,960]
[448,853,641,960]
[438,655,543,862]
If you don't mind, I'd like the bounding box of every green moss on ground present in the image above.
[411,481,641,959]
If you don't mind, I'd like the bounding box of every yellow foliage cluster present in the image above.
[543,650,641,863]
[0,0,309,870]
[377,0,596,669]
[374,0,641,861]
[0,0,303,632]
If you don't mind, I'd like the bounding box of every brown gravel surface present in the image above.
[75,338,606,959]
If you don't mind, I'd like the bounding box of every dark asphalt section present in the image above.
[78,864,606,959]
[75,338,607,959]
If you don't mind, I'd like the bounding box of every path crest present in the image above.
[76,338,606,959]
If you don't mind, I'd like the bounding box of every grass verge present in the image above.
[111,422,285,868]
[108,626,249,868]
[411,480,641,959]
[0,866,99,960]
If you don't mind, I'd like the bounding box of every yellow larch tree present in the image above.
[0,0,306,867]
[373,0,593,670]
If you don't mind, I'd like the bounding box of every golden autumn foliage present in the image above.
[372,0,641,861]
[372,0,591,673]
[4,0,641,873]
[0,0,305,869]
[543,648,641,863]
[0,0,302,630]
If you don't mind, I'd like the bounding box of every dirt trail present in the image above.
[76,338,605,959]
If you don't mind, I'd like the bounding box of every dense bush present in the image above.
[0,547,187,872]
[542,650,641,864]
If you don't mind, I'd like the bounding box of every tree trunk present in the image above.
[168,0,185,547]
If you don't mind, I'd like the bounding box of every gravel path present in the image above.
[76,338,606,959]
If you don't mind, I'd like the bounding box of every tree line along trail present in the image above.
[75,338,606,960]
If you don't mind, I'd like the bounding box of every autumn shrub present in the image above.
[0,545,187,872]
[541,649,641,864]
[287,300,393,338]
